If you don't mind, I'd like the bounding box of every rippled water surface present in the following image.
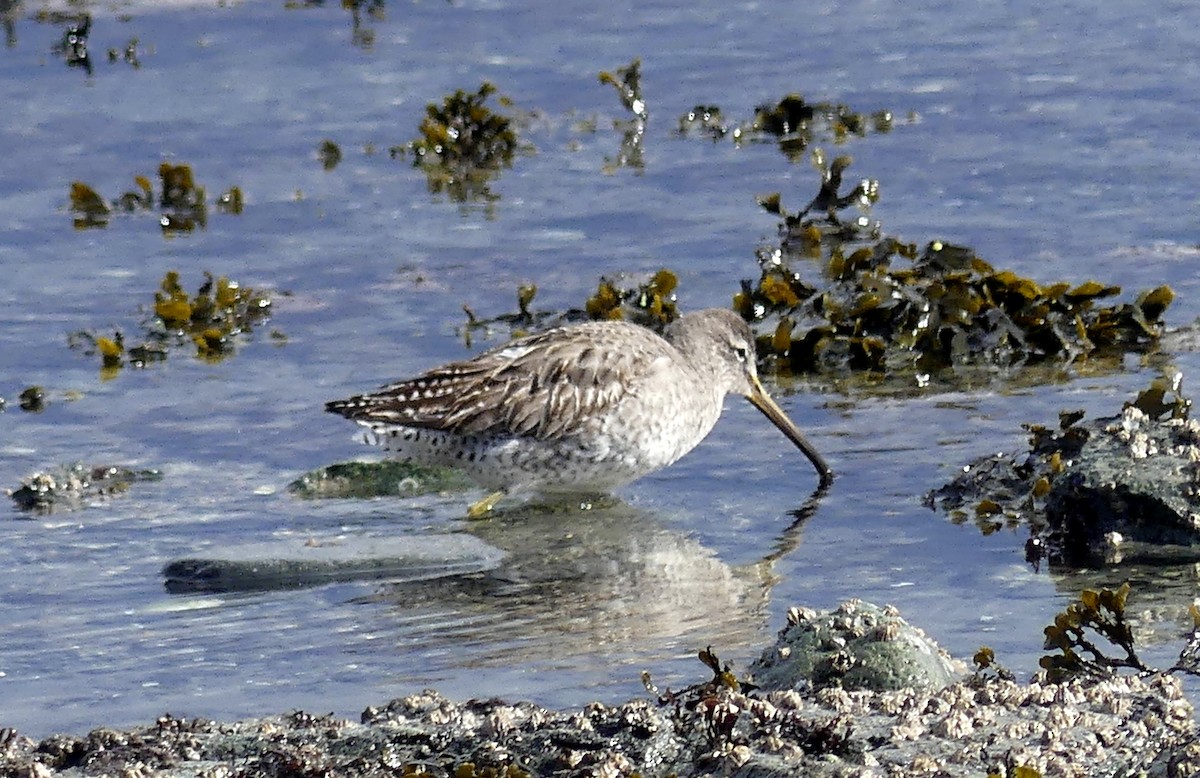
[2,0,1200,737]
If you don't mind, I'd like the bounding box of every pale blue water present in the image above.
[2,0,1199,737]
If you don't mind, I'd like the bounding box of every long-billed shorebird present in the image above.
[326,308,832,516]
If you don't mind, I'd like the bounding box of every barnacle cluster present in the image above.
[9,463,162,514]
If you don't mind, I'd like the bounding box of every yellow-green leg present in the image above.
[466,489,506,519]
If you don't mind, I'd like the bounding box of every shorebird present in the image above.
[326,308,832,516]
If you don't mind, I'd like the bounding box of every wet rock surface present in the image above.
[1,602,1196,778]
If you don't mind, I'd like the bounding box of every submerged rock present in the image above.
[287,459,472,500]
[161,533,505,593]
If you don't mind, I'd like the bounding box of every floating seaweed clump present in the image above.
[68,163,243,232]
[737,160,1173,382]
[69,270,274,376]
[676,105,728,141]
[105,37,142,68]
[392,82,523,206]
[459,284,573,347]
[584,268,678,327]
[677,93,901,159]
[152,270,273,359]
[53,13,92,73]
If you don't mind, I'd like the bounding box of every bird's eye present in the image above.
[733,345,749,363]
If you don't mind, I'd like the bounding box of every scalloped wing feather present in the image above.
[328,323,670,441]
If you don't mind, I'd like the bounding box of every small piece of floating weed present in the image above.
[597,58,646,173]
[69,181,110,228]
[598,58,646,120]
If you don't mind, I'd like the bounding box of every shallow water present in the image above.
[2,0,1200,738]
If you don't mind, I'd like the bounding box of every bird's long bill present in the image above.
[746,376,834,486]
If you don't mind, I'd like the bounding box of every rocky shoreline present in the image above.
[3,601,1197,778]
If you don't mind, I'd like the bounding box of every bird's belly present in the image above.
[364,418,711,494]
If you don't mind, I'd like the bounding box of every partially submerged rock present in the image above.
[287,460,472,500]
[929,375,1200,567]
[8,463,162,514]
[1045,405,1200,565]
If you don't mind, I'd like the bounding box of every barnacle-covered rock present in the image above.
[929,374,1200,567]
[1,602,1194,776]
[749,600,963,693]
[9,463,162,514]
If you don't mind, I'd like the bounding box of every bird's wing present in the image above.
[326,324,670,441]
